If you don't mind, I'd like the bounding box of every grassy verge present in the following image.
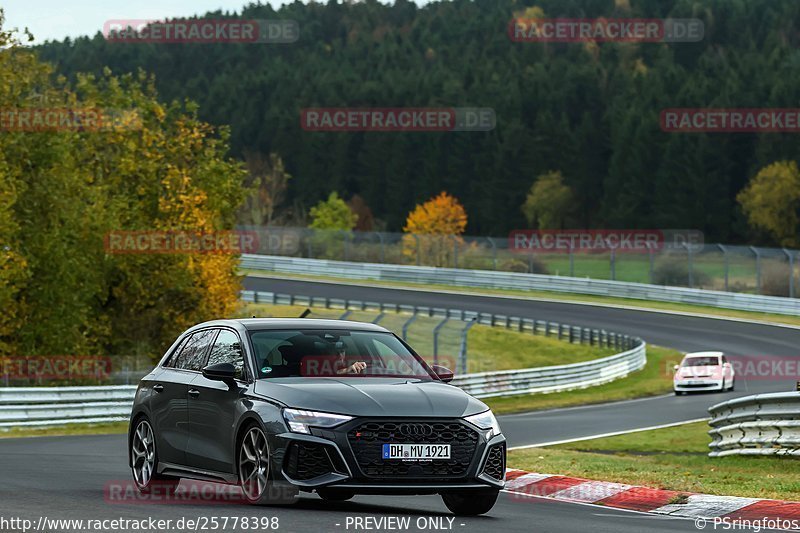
[240,302,616,374]
[242,270,800,328]
[486,345,679,414]
[0,421,129,439]
[508,421,800,501]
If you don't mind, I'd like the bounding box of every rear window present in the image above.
[682,357,720,367]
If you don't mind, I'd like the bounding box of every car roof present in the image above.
[190,318,391,333]
[683,351,724,359]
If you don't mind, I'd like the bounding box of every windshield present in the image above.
[682,357,720,367]
[249,329,435,380]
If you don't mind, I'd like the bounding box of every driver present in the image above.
[333,340,367,374]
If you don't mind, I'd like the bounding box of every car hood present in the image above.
[253,377,488,418]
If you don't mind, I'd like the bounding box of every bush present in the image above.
[499,257,549,274]
[760,262,794,297]
[653,260,710,287]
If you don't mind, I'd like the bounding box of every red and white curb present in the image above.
[504,469,800,524]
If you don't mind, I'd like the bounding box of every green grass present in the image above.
[240,302,615,374]
[508,421,800,501]
[485,345,679,414]
[242,270,800,328]
[0,421,129,439]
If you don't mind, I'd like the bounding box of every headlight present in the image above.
[465,410,502,438]
[282,408,353,434]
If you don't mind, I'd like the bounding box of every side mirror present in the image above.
[673,364,680,372]
[431,364,454,383]
[203,362,237,387]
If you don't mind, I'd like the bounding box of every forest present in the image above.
[35,0,800,243]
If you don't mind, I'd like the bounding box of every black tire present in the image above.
[441,490,499,516]
[130,417,180,496]
[728,379,735,391]
[237,424,298,506]
[674,390,684,396]
[317,488,355,501]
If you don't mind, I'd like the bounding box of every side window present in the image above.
[172,330,217,372]
[206,330,246,380]
[164,336,190,368]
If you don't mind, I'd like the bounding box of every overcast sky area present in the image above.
[4,0,410,44]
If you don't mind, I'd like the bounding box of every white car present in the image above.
[673,351,735,395]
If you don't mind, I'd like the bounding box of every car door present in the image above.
[186,328,248,474]
[150,329,217,466]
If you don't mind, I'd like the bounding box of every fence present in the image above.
[239,226,800,298]
[242,290,640,375]
[707,392,800,457]
[241,255,800,317]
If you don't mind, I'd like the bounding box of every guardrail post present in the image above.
[751,246,762,294]
[402,310,418,341]
[458,318,478,374]
[371,312,385,324]
[569,244,575,277]
[486,237,497,270]
[610,249,616,281]
[339,309,352,320]
[377,232,385,263]
[784,249,795,298]
[718,244,729,292]
[569,327,574,344]
[433,317,449,365]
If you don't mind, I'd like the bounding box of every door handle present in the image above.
[188,389,200,398]
[153,384,164,393]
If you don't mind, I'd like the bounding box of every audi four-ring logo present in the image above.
[399,423,433,437]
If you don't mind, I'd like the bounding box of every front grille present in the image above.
[482,443,505,480]
[347,420,479,479]
[284,442,336,480]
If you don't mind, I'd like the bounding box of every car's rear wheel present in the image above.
[130,418,179,495]
[317,488,354,502]
[238,425,297,505]
[441,490,499,516]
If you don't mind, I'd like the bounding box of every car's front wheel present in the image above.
[130,417,179,495]
[317,488,354,502]
[238,425,298,505]
[441,490,499,516]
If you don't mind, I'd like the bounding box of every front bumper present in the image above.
[674,379,723,392]
[269,418,506,494]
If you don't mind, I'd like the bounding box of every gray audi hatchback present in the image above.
[128,318,506,515]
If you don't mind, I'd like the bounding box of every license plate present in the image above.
[382,443,451,461]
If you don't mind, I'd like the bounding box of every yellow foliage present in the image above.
[402,192,468,267]
[738,160,800,247]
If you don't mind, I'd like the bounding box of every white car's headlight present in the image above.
[282,408,354,434]
[465,410,502,438]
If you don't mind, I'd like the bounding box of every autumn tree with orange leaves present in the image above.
[402,192,468,267]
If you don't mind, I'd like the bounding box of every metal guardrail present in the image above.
[241,254,800,316]
[1,293,645,428]
[452,341,646,398]
[708,392,800,457]
[0,385,136,428]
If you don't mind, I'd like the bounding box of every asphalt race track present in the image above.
[0,275,796,532]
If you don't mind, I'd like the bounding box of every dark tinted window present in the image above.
[172,330,217,371]
[206,329,246,380]
[164,335,190,368]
